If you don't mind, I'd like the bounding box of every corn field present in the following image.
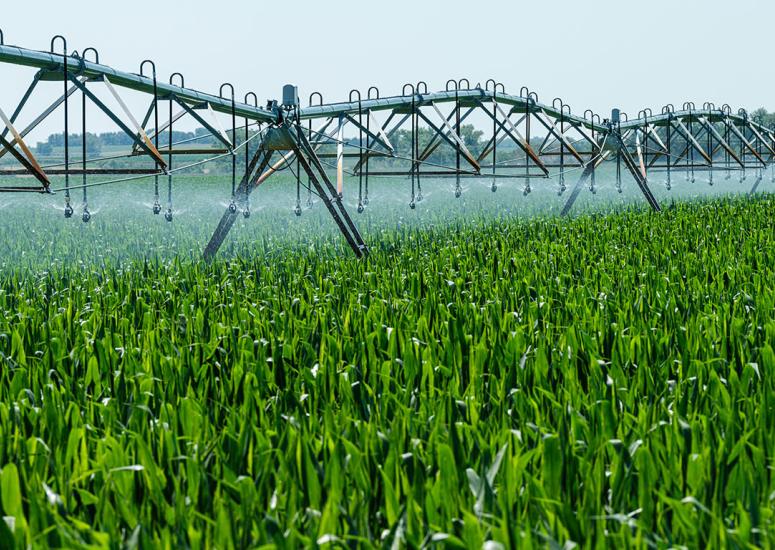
[0,181,774,548]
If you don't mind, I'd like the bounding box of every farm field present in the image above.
[1,175,774,548]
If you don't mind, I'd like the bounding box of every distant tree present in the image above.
[46,133,64,147]
[100,131,134,147]
[36,142,53,156]
[85,133,102,156]
[750,107,775,128]
[460,125,484,149]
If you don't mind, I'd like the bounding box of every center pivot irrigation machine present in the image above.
[1,30,774,259]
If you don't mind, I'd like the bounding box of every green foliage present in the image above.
[751,107,775,128]
[0,186,774,547]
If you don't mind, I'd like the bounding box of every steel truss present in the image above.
[1,33,773,258]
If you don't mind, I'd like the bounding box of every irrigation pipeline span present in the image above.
[1,31,773,259]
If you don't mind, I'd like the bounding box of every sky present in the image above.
[0,0,773,135]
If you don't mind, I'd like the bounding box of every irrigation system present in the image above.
[1,31,773,259]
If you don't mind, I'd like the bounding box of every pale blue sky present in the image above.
[1,0,773,133]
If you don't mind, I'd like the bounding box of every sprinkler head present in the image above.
[454,188,461,198]
[666,182,671,191]
[165,208,173,222]
[242,207,250,219]
[363,196,369,206]
[357,202,364,213]
[590,186,596,195]
[228,201,237,213]
[523,184,531,196]
[81,208,91,223]
[691,177,695,184]
[409,200,416,210]
[491,184,497,193]
[294,204,302,217]
[153,201,161,215]
[417,192,423,202]
[64,203,73,218]
[617,187,623,194]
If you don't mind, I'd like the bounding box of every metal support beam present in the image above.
[344,113,394,154]
[750,177,763,195]
[635,130,647,180]
[560,153,607,216]
[417,107,480,172]
[174,99,233,151]
[725,119,766,166]
[536,110,584,164]
[0,134,50,191]
[352,112,413,174]
[69,76,167,169]
[0,77,83,161]
[336,114,345,196]
[0,72,40,142]
[671,118,712,165]
[483,101,549,176]
[0,106,50,191]
[697,117,744,167]
[102,76,167,168]
[204,144,275,260]
[295,125,367,256]
[413,107,475,168]
[477,113,526,161]
[615,132,661,211]
[204,122,368,260]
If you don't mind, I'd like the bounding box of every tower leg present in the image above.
[203,145,274,261]
[203,122,369,261]
[613,132,661,212]
[562,127,660,216]
[293,127,368,256]
[561,159,599,216]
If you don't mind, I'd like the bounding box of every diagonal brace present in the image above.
[174,99,234,151]
[69,76,167,169]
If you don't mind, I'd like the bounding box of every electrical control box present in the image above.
[282,84,299,108]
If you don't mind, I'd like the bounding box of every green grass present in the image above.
[0,176,774,548]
